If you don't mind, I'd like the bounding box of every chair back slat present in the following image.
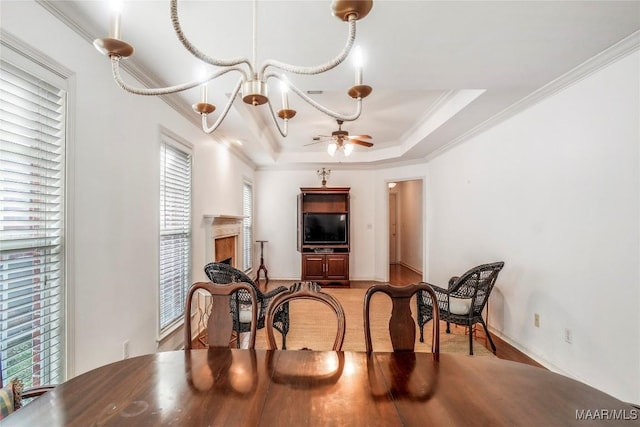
[184,281,258,350]
[204,262,291,348]
[265,282,345,351]
[364,283,440,356]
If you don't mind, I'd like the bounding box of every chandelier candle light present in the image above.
[94,0,373,136]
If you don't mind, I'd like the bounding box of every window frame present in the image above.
[0,30,75,385]
[158,130,193,338]
[242,179,253,273]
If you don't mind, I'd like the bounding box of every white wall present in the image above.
[254,168,377,280]
[424,51,640,402]
[1,1,254,376]
[396,180,423,272]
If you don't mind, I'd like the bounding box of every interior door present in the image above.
[389,192,398,264]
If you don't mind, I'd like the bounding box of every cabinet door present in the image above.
[325,254,349,280]
[302,254,326,281]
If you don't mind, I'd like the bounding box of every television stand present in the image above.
[297,187,350,287]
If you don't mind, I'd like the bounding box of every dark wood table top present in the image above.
[3,349,635,426]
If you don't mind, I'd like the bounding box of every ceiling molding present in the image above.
[424,29,640,163]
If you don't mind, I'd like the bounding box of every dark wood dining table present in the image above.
[3,349,636,426]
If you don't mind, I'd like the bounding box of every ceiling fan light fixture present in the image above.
[343,142,354,156]
[328,142,338,156]
[93,0,374,137]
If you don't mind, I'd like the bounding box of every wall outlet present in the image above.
[564,328,572,344]
[123,340,130,359]
[534,313,540,328]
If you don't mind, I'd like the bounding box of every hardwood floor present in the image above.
[257,264,544,368]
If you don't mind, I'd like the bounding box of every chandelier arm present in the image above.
[170,0,254,73]
[267,73,363,121]
[111,57,246,96]
[265,99,289,137]
[259,16,356,78]
[201,78,244,134]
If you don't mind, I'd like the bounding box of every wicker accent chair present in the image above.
[364,283,440,357]
[417,262,505,355]
[204,262,290,349]
[265,282,346,351]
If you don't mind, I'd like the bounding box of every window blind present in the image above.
[242,181,253,272]
[0,58,66,387]
[159,140,191,333]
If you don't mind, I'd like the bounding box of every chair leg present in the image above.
[480,320,497,353]
[282,332,287,350]
[446,322,451,334]
[468,324,474,355]
[419,324,424,343]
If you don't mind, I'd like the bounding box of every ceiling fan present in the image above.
[309,120,374,156]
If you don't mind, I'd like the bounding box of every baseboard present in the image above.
[488,327,577,380]
[397,262,423,276]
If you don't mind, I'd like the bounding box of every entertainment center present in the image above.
[297,187,350,287]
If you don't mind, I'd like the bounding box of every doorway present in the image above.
[387,180,423,283]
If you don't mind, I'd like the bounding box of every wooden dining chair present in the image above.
[184,281,258,350]
[265,282,346,351]
[0,357,54,419]
[364,283,440,357]
[204,262,290,348]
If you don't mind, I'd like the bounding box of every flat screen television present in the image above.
[303,213,348,245]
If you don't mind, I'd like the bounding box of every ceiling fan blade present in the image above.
[305,140,327,146]
[350,139,374,147]
[348,134,372,140]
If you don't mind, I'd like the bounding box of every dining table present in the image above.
[2,348,636,426]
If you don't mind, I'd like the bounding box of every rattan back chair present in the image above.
[417,261,505,355]
[204,262,290,348]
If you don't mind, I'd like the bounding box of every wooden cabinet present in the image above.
[298,187,350,287]
[301,253,349,285]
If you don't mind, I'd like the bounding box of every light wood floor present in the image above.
[258,264,544,369]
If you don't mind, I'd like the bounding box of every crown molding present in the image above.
[424,30,640,162]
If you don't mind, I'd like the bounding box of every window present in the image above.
[159,136,192,334]
[242,181,253,272]
[0,52,67,387]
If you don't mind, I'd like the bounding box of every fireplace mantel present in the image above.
[203,214,246,268]
[203,214,246,224]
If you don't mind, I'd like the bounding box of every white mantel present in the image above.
[203,214,246,266]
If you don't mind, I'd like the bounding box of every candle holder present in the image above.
[317,168,331,187]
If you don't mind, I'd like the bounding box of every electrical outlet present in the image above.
[123,340,130,359]
[534,313,540,328]
[564,329,572,344]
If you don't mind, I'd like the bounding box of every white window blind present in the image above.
[242,181,253,272]
[159,139,191,333]
[0,58,66,388]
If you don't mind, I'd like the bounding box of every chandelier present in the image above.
[93,0,373,137]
